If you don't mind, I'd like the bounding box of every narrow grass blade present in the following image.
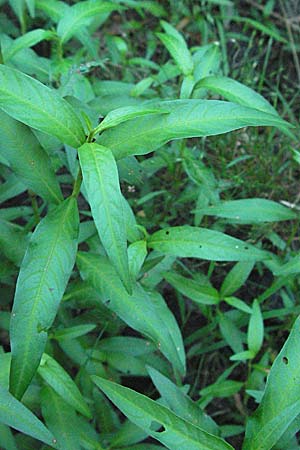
[0,65,85,148]
[9,198,79,399]
[78,143,131,293]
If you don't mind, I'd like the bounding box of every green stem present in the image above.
[28,190,40,225]
[72,168,83,198]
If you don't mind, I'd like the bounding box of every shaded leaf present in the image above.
[92,376,233,450]
[9,198,79,399]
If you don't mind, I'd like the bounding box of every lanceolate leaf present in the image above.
[243,316,300,450]
[0,110,63,204]
[38,353,91,418]
[77,252,186,375]
[9,197,79,399]
[41,386,81,450]
[92,376,233,450]
[98,99,292,159]
[196,199,297,223]
[57,0,121,44]
[196,76,278,115]
[148,226,270,262]
[78,143,131,293]
[0,385,56,447]
[0,65,86,148]
[4,29,54,62]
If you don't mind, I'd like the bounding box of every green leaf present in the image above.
[219,313,244,354]
[243,316,300,450]
[41,386,81,450]
[200,380,243,398]
[273,255,300,276]
[98,99,292,159]
[148,226,270,262]
[223,297,252,314]
[0,65,86,148]
[38,353,91,418]
[220,261,254,298]
[0,110,63,204]
[93,105,170,135]
[52,324,96,341]
[164,271,220,305]
[77,252,186,375]
[78,143,131,293]
[9,197,79,399]
[0,219,29,266]
[147,366,219,435]
[196,199,297,223]
[93,376,233,450]
[157,21,193,76]
[3,29,53,62]
[0,423,18,450]
[0,385,56,447]
[196,76,278,115]
[57,0,121,44]
[247,300,264,355]
[128,240,147,280]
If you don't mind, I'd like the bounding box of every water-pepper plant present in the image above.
[0,1,299,449]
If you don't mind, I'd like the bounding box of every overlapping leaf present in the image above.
[0,110,63,204]
[77,252,186,375]
[92,376,233,450]
[9,197,79,399]
[98,99,292,159]
[0,65,85,148]
[78,143,131,293]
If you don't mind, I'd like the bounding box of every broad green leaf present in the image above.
[0,172,26,204]
[164,272,220,305]
[193,44,221,84]
[36,0,69,22]
[0,220,29,266]
[41,386,81,450]
[247,300,264,355]
[77,252,186,375]
[98,99,292,159]
[200,380,244,398]
[92,376,233,450]
[57,0,121,44]
[196,199,297,223]
[4,29,53,62]
[157,21,193,76]
[273,255,300,276]
[93,105,170,135]
[0,385,56,447]
[78,143,131,293]
[196,76,278,115]
[147,366,219,435]
[38,353,91,418]
[52,324,96,341]
[0,66,86,148]
[243,316,300,450]
[148,226,270,262]
[9,197,79,399]
[25,0,35,16]
[220,261,254,298]
[0,110,63,204]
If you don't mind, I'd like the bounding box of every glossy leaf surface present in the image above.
[0,66,85,148]
[148,226,270,261]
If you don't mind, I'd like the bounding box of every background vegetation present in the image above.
[0,0,299,449]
